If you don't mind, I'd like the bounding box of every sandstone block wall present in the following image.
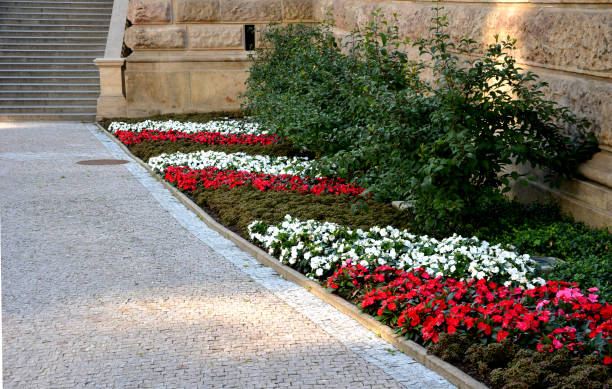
[122,0,315,117]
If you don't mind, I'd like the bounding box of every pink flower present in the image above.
[536,299,550,310]
[588,294,599,303]
[556,288,583,301]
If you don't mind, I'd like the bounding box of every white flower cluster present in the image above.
[248,215,545,288]
[107,119,266,135]
[148,149,316,176]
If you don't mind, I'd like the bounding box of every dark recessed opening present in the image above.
[245,25,255,51]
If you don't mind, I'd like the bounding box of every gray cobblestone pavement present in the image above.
[1,122,454,388]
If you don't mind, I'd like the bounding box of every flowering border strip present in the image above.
[248,215,544,288]
[97,123,486,389]
[108,119,266,135]
[164,166,365,196]
[114,129,280,147]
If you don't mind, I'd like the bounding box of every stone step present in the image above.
[0,6,113,14]
[0,90,99,99]
[0,36,107,44]
[0,113,96,121]
[0,18,110,25]
[0,97,97,106]
[0,83,99,91]
[0,24,109,31]
[0,49,104,57]
[0,69,99,77]
[0,56,96,63]
[0,30,109,37]
[0,105,97,114]
[0,1,113,8]
[0,62,98,70]
[0,76,99,84]
[0,43,106,50]
[0,12,112,20]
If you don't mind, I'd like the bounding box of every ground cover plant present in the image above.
[103,115,610,388]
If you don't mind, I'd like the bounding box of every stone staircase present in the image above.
[0,0,113,121]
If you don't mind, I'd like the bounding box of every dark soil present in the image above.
[127,140,301,162]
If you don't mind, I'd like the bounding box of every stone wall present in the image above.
[110,0,610,228]
[121,0,314,117]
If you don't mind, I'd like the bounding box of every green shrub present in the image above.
[244,7,599,232]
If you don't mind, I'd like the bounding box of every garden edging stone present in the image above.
[96,123,489,389]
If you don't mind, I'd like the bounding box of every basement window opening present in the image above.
[245,25,255,51]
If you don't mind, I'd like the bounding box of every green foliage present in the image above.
[190,186,413,237]
[243,7,599,231]
[500,221,611,300]
[431,334,612,388]
[489,349,611,389]
[465,200,611,300]
[243,22,352,157]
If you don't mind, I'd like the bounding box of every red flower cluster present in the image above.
[328,263,612,364]
[164,166,365,196]
[115,130,279,146]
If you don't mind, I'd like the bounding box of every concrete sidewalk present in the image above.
[0,122,453,388]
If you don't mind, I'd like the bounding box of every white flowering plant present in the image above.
[107,119,266,135]
[248,215,545,288]
[147,149,318,176]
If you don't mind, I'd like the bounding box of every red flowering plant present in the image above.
[163,166,366,196]
[327,263,612,365]
[115,129,279,146]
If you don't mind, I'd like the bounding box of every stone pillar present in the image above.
[95,0,129,120]
[95,58,127,119]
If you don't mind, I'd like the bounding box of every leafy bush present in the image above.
[243,8,599,231]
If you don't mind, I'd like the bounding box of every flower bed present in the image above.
[105,116,611,386]
[248,215,544,287]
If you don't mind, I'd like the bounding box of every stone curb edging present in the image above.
[95,123,488,389]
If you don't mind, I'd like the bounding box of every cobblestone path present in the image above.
[1,122,454,388]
